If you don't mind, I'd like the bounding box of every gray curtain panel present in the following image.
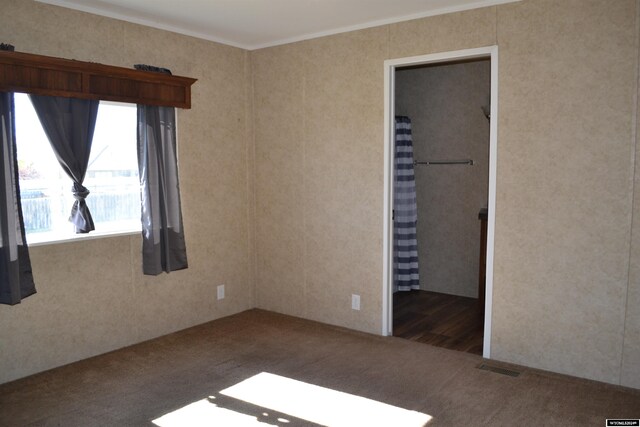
[137,104,188,275]
[29,95,99,233]
[393,116,420,292]
[0,92,36,305]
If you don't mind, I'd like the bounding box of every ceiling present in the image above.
[36,0,518,50]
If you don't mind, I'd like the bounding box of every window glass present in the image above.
[14,93,141,245]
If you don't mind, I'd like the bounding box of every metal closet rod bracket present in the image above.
[413,159,474,166]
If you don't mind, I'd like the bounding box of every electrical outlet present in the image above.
[217,284,225,300]
[351,294,360,311]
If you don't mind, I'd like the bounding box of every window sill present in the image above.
[27,228,141,247]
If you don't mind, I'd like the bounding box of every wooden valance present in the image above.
[0,50,196,108]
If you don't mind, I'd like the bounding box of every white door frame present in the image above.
[382,46,498,359]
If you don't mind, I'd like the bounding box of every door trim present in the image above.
[382,46,498,359]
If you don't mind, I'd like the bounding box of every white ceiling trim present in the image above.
[250,0,517,50]
[36,0,519,51]
[35,0,249,49]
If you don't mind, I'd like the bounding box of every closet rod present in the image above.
[413,159,474,166]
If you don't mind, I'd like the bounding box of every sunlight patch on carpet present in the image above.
[153,372,432,427]
[153,398,274,426]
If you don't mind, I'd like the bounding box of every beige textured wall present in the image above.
[0,0,255,384]
[252,28,387,334]
[395,61,490,297]
[253,0,640,387]
[492,0,637,386]
[622,1,640,390]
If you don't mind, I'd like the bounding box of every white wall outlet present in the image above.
[217,284,225,300]
[351,294,361,311]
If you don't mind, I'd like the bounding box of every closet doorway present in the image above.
[382,47,498,360]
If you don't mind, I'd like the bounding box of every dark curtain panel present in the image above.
[0,92,36,305]
[137,104,188,275]
[29,95,99,233]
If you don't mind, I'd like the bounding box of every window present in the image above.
[14,93,141,245]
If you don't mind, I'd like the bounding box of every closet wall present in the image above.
[395,60,490,298]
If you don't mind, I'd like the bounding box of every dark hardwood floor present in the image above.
[393,290,483,355]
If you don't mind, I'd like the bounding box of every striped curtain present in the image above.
[393,116,420,292]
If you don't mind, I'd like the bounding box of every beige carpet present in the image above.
[0,309,638,426]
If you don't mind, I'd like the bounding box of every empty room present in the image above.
[1,0,640,425]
